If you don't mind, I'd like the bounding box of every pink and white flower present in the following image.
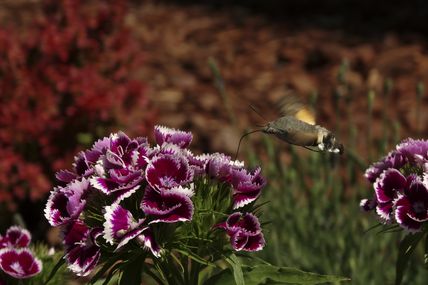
[0,248,42,279]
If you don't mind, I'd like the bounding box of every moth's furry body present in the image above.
[263,116,343,154]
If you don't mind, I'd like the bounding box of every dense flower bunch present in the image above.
[361,138,428,232]
[0,0,153,209]
[45,126,266,279]
[0,226,42,281]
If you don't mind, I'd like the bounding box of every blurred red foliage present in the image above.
[0,0,154,210]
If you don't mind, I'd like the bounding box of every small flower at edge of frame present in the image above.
[0,247,42,279]
[0,226,31,249]
[394,177,428,232]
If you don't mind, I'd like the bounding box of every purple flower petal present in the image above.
[154,125,193,148]
[218,212,265,252]
[103,203,145,249]
[360,198,377,212]
[146,154,193,191]
[137,228,162,257]
[141,186,194,223]
[184,150,210,177]
[230,231,265,252]
[394,195,423,232]
[207,153,244,182]
[90,170,142,201]
[231,167,266,209]
[45,178,90,227]
[225,212,261,235]
[374,169,406,204]
[0,248,42,279]
[3,226,31,248]
[63,221,101,277]
[55,170,77,184]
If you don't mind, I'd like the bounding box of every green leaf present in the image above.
[43,255,65,285]
[226,254,244,285]
[90,254,125,284]
[204,264,349,285]
[395,232,425,285]
[99,260,125,285]
[119,257,144,285]
[424,234,428,267]
[175,248,215,266]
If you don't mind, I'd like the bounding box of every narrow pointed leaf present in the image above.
[395,232,425,285]
[204,264,349,285]
[226,254,244,285]
[43,255,66,285]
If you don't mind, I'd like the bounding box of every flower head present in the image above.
[45,178,90,226]
[146,153,193,191]
[362,138,428,232]
[0,248,42,279]
[0,226,31,249]
[394,177,428,232]
[216,212,265,252]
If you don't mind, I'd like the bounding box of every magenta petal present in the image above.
[116,227,147,251]
[137,228,162,257]
[44,178,90,227]
[103,204,134,245]
[0,248,42,279]
[374,169,406,204]
[243,233,265,252]
[63,221,101,277]
[55,170,77,183]
[360,198,377,212]
[141,187,194,223]
[154,125,193,148]
[4,226,31,248]
[230,231,248,251]
[405,180,428,220]
[103,204,146,249]
[395,196,422,232]
[376,202,393,221]
[146,154,193,190]
[226,212,261,235]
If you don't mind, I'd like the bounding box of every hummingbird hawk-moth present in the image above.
[236,94,344,158]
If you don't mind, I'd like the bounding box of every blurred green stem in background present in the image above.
[208,57,237,127]
[416,82,425,136]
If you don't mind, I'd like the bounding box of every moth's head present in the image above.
[263,122,276,134]
[322,132,344,154]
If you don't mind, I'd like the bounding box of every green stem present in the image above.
[145,268,165,285]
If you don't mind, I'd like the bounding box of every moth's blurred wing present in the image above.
[277,92,316,125]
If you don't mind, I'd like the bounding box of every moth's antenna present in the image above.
[249,104,267,122]
[234,129,263,160]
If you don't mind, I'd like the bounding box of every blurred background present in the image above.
[1,0,428,284]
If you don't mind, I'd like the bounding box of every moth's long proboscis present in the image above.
[234,129,263,160]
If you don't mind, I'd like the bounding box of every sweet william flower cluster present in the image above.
[361,138,428,232]
[45,126,266,277]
